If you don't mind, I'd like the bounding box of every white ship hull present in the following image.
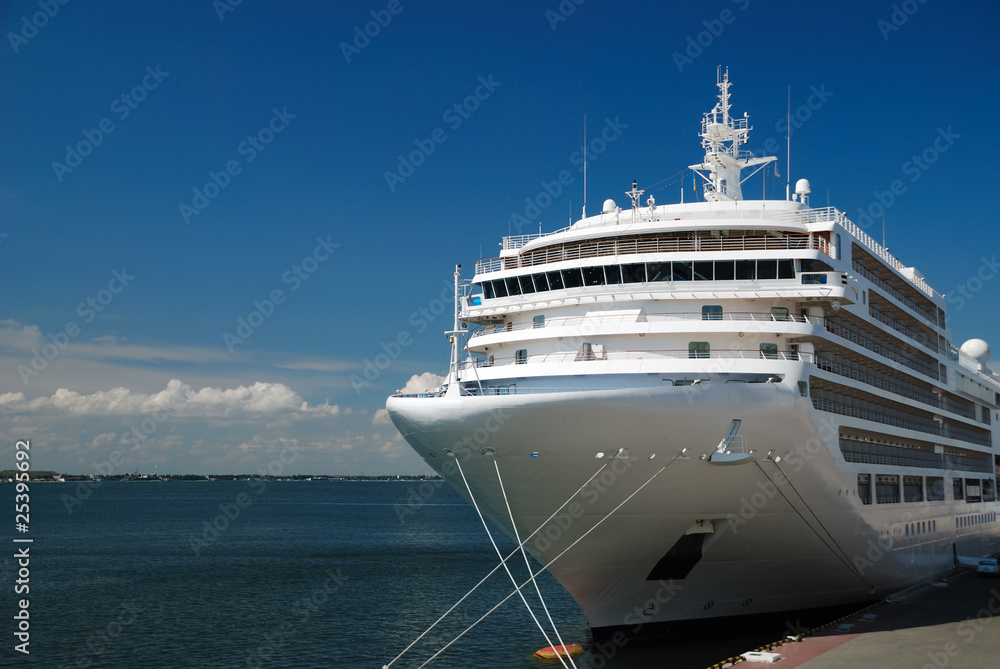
[386,69,1000,630]
[388,381,1000,629]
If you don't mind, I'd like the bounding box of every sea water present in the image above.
[4,481,793,668]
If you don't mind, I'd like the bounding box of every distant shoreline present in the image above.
[0,471,442,483]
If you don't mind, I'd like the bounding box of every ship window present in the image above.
[875,474,900,504]
[798,381,808,397]
[688,342,710,359]
[518,274,535,294]
[647,262,671,282]
[770,307,790,322]
[622,263,646,283]
[835,233,842,260]
[482,281,495,299]
[702,305,723,321]
[546,270,564,290]
[693,261,714,281]
[778,259,795,279]
[757,260,777,280]
[903,476,924,503]
[982,406,991,425]
[858,474,872,505]
[714,260,735,281]
[532,273,550,292]
[605,264,623,284]
[533,315,545,329]
[760,343,778,359]
[673,261,692,281]
[735,260,755,280]
[927,476,945,501]
[515,349,527,365]
[561,268,584,289]
[802,274,827,284]
[965,479,981,502]
[505,276,521,296]
[583,266,605,286]
[492,279,508,298]
[954,478,964,500]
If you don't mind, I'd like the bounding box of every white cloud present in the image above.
[398,372,445,395]
[0,378,342,418]
[372,408,391,425]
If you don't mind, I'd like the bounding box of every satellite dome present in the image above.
[960,338,991,365]
[795,178,811,195]
[602,198,617,214]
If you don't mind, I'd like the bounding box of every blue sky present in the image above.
[2,0,998,475]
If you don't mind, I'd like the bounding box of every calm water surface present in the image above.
[3,481,809,668]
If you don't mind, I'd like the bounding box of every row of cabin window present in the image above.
[480,259,797,299]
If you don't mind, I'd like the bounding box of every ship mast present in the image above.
[689,66,775,202]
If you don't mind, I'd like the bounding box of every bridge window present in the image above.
[605,264,623,284]
[546,270,564,290]
[693,261,714,281]
[505,276,521,296]
[583,266,605,286]
[492,279,508,297]
[715,260,735,280]
[532,273,550,292]
[518,274,535,294]
[647,262,670,282]
[622,263,646,283]
[561,267,584,289]
[778,260,795,279]
[735,260,755,280]
[673,261,693,281]
[482,281,495,299]
[757,260,778,280]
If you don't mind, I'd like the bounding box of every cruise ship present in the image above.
[386,69,1000,630]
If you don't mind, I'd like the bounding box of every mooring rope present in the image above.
[415,456,677,668]
[382,453,618,669]
[494,458,578,668]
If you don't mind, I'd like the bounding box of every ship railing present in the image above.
[811,393,990,448]
[470,311,814,339]
[822,317,939,380]
[852,259,938,325]
[462,347,807,370]
[867,306,938,353]
[475,232,830,276]
[839,215,936,298]
[816,356,977,420]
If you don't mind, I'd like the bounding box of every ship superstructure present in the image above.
[386,69,1000,629]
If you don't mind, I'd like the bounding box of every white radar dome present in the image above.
[602,198,617,214]
[960,339,991,365]
[795,178,811,195]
